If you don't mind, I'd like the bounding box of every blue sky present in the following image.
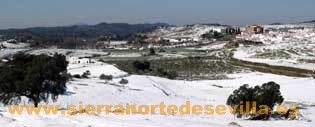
[0,0,314,29]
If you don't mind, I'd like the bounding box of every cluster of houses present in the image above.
[91,24,266,49]
[163,25,265,43]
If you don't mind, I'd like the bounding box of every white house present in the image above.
[68,57,94,64]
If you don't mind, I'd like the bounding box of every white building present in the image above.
[68,57,94,64]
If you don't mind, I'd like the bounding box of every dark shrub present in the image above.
[133,61,150,72]
[119,79,129,84]
[72,74,81,79]
[100,74,113,81]
[149,48,156,55]
[81,70,91,78]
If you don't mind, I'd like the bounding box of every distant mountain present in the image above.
[300,20,315,24]
[269,22,284,25]
[0,23,170,39]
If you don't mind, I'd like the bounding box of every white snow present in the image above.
[0,40,30,49]
[1,23,315,126]
[0,60,314,127]
[234,26,315,70]
[148,24,227,44]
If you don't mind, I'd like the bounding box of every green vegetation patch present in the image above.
[106,56,242,80]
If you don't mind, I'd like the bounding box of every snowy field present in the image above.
[234,49,315,70]
[0,59,314,127]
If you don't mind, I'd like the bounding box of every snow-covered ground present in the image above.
[0,49,29,58]
[0,41,30,58]
[235,25,315,70]
[148,24,227,43]
[0,59,314,127]
[28,49,110,57]
[0,24,315,126]
[0,41,30,49]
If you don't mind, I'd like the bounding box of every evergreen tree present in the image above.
[227,82,284,118]
[0,53,68,107]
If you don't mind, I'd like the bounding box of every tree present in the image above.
[0,53,68,107]
[201,31,225,40]
[227,82,284,119]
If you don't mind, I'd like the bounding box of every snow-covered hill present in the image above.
[0,59,314,127]
[148,24,227,43]
[235,24,315,70]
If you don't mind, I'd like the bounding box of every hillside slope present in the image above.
[0,23,170,39]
